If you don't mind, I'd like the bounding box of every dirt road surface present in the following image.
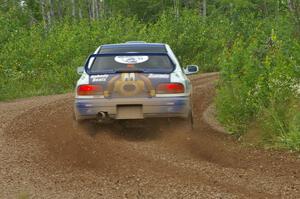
[0,73,299,198]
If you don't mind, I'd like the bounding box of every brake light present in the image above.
[156,83,185,94]
[77,85,103,95]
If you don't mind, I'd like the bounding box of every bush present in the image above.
[216,17,300,150]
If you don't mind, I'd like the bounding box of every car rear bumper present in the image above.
[74,96,190,120]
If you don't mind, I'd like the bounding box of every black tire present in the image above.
[170,111,194,133]
[72,112,85,128]
[184,110,194,131]
[72,112,93,131]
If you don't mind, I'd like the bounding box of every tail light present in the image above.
[156,83,185,94]
[77,84,103,95]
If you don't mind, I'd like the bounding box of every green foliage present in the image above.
[147,10,232,71]
[106,0,172,21]
[279,110,300,151]
[216,17,300,150]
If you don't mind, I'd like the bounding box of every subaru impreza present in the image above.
[74,42,199,127]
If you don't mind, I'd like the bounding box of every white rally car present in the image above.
[74,42,199,126]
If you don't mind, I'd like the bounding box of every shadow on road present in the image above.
[78,118,164,141]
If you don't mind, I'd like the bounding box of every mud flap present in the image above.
[184,110,194,131]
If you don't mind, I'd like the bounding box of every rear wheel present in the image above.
[169,110,194,133]
[73,117,102,137]
[184,110,194,131]
[72,112,86,128]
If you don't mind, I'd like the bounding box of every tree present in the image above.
[202,0,207,17]
[39,0,47,29]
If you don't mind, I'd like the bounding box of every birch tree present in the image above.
[71,0,76,21]
[48,0,54,25]
[58,0,63,19]
[39,0,47,29]
[202,0,207,17]
[173,0,180,18]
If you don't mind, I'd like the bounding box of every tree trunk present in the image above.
[100,0,106,18]
[263,0,269,16]
[79,8,83,19]
[49,0,54,20]
[99,0,103,18]
[92,0,96,20]
[287,0,294,12]
[293,1,300,26]
[40,0,47,29]
[202,0,207,17]
[71,0,76,21]
[47,11,51,26]
[88,0,93,20]
[173,0,179,18]
[95,0,99,19]
[58,0,63,19]
[288,0,300,37]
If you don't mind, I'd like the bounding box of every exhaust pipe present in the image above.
[97,112,107,123]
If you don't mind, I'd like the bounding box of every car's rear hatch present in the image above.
[85,52,178,99]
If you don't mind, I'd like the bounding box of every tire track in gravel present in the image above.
[1,73,299,199]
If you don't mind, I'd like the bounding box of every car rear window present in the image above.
[87,54,174,74]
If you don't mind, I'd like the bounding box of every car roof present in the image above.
[99,42,167,54]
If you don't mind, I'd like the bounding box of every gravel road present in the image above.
[0,73,299,199]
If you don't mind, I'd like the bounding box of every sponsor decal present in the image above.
[148,74,169,79]
[114,56,149,64]
[91,74,109,82]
